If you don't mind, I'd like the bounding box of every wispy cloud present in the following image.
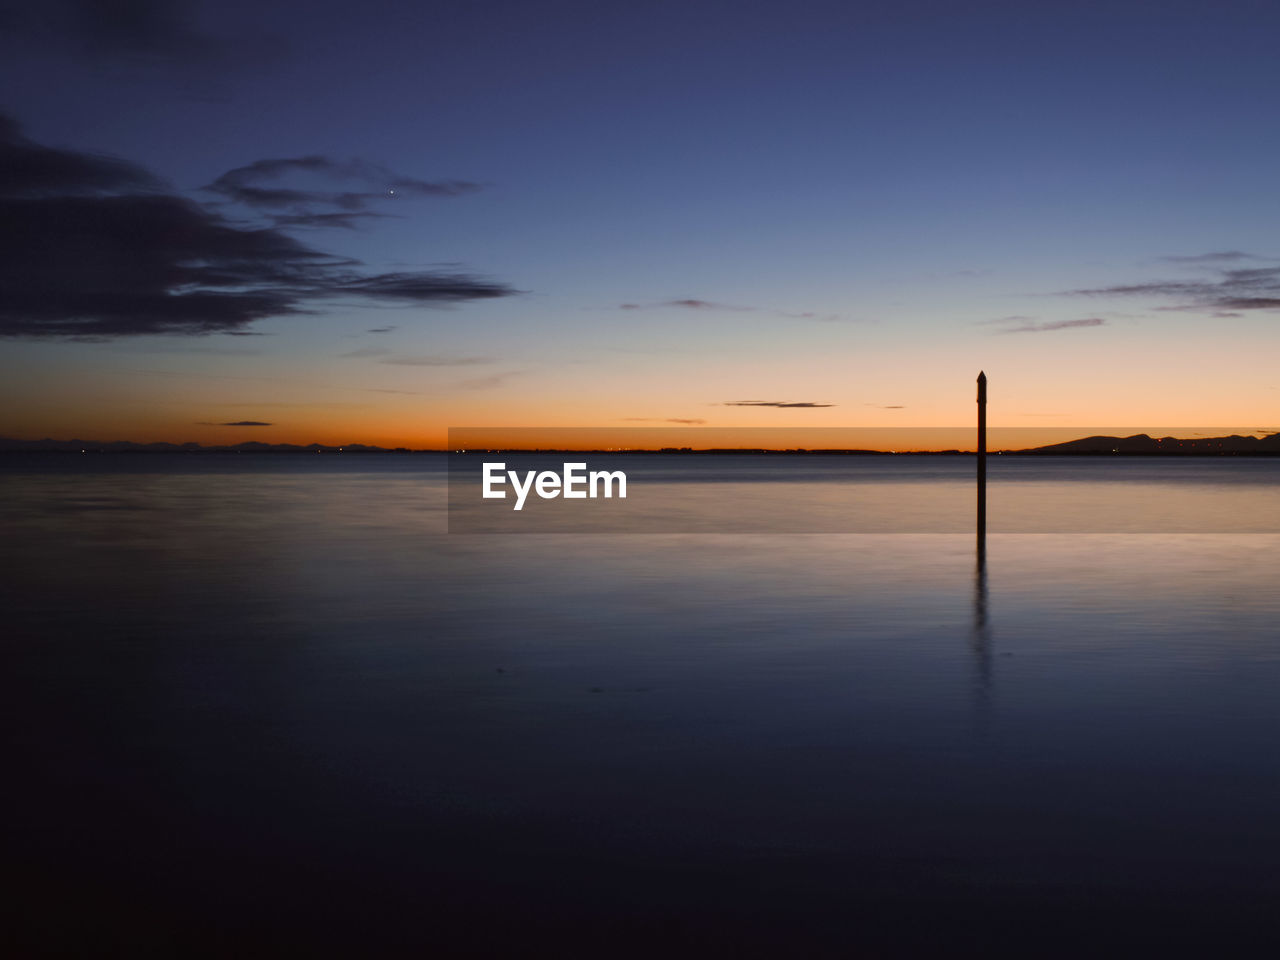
[1067,259,1280,313]
[621,298,744,311]
[619,299,843,321]
[864,403,905,409]
[977,315,1036,326]
[622,417,708,424]
[205,155,482,225]
[378,354,492,367]
[128,344,264,356]
[998,317,1107,334]
[722,400,834,408]
[334,274,509,302]
[776,311,846,322]
[455,370,522,390]
[1158,251,1265,264]
[669,298,728,310]
[199,420,274,427]
[367,326,397,334]
[0,114,515,339]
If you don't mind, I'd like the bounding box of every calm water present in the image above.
[4,454,1280,955]
[449,452,1280,531]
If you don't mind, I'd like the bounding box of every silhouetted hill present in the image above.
[1020,432,1280,455]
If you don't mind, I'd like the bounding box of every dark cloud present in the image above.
[1069,263,1280,312]
[210,420,272,426]
[999,317,1107,334]
[378,355,492,367]
[335,273,509,302]
[69,0,214,60]
[366,326,397,334]
[271,212,397,230]
[0,114,514,339]
[0,0,278,69]
[0,113,163,196]
[864,403,905,409]
[722,401,834,408]
[0,0,205,57]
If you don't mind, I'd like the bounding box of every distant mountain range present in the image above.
[1017,432,1280,455]
[1,433,1278,455]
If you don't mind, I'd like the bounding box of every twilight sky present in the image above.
[1,0,1278,447]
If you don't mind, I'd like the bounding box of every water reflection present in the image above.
[971,485,991,727]
[7,458,1280,953]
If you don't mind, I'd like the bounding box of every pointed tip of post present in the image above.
[977,370,986,381]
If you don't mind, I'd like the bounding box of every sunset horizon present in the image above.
[6,422,1279,453]
[3,2,1278,445]
[7,1,1280,955]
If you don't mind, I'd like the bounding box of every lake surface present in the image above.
[4,454,1280,955]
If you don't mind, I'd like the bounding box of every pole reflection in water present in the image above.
[972,369,991,727]
[971,519,991,727]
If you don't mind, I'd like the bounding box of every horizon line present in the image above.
[4,429,1280,457]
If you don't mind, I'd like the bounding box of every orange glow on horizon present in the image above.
[4,419,1274,452]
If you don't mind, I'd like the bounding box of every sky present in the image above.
[1,0,1278,448]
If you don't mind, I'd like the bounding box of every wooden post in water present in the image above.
[972,370,991,723]
[976,371,987,547]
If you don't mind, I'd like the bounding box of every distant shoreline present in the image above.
[2,445,1280,460]
[4,431,1278,457]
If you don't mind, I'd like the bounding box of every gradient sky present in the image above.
[2,0,1278,447]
